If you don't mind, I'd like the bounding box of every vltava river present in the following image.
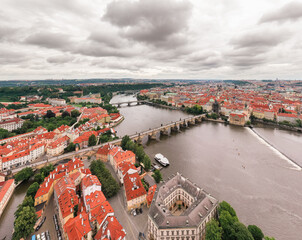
[113,94,302,240]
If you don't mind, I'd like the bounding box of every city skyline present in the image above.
[1,0,302,80]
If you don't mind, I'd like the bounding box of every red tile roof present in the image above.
[123,171,146,201]
[64,212,91,240]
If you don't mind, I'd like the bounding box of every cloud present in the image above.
[231,28,290,49]
[103,0,192,46]
[0,25,18,41]
[47,55,75,64]
[24,31,73,50]
[0,48,29,64]
[260,1,302,23]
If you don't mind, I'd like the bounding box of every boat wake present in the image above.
[246,127,301,171]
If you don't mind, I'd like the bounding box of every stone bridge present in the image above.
[111,100,146,107]
[8,114,205,174]
[128,114,205,144]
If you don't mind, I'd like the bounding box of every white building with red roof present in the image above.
[0,179,15,217]
[46,135,70,156]
[0,117,24,131]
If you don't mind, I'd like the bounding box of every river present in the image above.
[0,181,32,239]
[112,94,302,240]
[1,94,301,240]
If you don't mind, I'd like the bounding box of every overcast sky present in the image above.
[1,0,302,80]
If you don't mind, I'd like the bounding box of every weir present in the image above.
[247,127,302,170]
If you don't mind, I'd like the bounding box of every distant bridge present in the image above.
[110,100,146,107]
[8,114,205,175]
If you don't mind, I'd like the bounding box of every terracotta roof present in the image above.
[0,179,14,203]
[123,171,146,201]
[95,216,126,240]
[64,212,91,240]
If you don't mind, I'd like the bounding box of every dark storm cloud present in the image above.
[260,1,302,23]
[24,31,73,50]
[103,0,192,46]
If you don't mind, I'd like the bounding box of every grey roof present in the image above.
[144,174,156,187]
[148,172,218,229]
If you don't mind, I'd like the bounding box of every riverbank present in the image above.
[252,119,302,133]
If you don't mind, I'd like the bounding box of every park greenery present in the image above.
[206,112,219,120]
[0,128,16,140]
[151,99,168,106]
[98,130,118,145]
[14,112,78,134]
[205,201,274,240]
[90,160,120,198]
[0,82,164,102]
[185,104,205,115]
[121,135,151,171]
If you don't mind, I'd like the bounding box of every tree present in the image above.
[45,110,55,118]
[143,155,151,171]
[15,196,34,218]
[152,169,162,183]
[231,222,254,240]
[74,204,78,217]
[65,142,76,152]
[12,206,37,240]
[34,172,45,184]
[26,182,40,198]
[219,210,237,240]
[206,219,222,240]
[62,111,70,118]
[121,135,131,150]
[71,109,80,118]
[264,237,275,240]
[136,146,145,162]
[247,225,264,240]
[88,134,97,146]
[40,164,55,177]
[14,167,33,184]
[218,201,237,218]
[89,160,120,198]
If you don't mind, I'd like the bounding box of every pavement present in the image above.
[30,194,58,240]
[108,187,148,240]
[105,162,148,240]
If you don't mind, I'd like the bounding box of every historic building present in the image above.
[148,173,218,240]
